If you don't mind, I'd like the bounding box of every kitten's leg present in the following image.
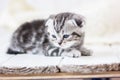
[80,47,92,56]
[46,47,60,56]
[61,49,81,58]
[7,33,25,54]
[25,46,42,54]
[7,44,25,55]
[44,45,63,57]
[7,37,25,54]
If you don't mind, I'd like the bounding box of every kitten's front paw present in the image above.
[61,49,81,58]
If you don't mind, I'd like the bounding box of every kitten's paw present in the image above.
[61,49,81,58]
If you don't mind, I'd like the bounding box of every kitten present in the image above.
[45,12,91,57]
[7,12,91,58]
[7,20,47,55]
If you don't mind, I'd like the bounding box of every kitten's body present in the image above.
[7,20,47,55]
[7,12,91,57]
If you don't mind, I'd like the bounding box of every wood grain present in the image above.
[0,71,120,79]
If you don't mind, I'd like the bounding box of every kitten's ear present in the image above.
[73,15,86,28]
[66,19,78,27]
[49,15,55,19]
[45,15,55,27]
[45,19,53,26]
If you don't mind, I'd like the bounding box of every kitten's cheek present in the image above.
[50,38,56,41]
[62,42,66,45]
[51,40,54,41]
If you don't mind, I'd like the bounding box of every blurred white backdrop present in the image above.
[0,0,120,45]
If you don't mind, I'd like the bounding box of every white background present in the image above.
[0,0,120,44]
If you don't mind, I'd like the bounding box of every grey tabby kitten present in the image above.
[7,12,91,58]
[45,12,91,57]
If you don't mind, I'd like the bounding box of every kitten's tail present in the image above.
[7,48,26,55]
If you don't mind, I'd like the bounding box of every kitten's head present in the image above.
[45,12,85,49]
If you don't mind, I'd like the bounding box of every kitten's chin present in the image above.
[55,44,73,49]
[59,46,70,49]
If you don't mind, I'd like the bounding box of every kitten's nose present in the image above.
[58,41,62,45]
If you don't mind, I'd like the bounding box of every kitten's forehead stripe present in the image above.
[54,18,65,33]
[53,20,55,26]
[53,13,72,33]
[60,17,65,31]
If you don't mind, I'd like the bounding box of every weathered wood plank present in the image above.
[59,56,120,73]
[0,55,62,74]
[0,71,120,79]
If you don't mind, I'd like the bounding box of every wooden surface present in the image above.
[0,71,120,79]
[0,45,120,79]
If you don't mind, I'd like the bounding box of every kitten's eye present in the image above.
[52,35,56,38]
[63,34,69,38]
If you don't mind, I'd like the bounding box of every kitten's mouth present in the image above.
[58,45,70,49]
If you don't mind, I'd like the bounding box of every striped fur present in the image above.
[46,12,91,57]
[7,12,91,57]
[7,20,47,55]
